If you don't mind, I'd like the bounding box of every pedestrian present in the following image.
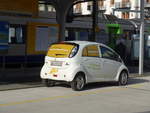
[115,36,126,62]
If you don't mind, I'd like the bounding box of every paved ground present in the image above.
[0,76,150,113]
[0,72,150,91]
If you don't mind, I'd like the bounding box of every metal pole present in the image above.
[91,0,97,41]
[139,0,144,75]
[112,8,115,15]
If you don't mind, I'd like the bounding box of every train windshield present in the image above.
[47,42,79,58]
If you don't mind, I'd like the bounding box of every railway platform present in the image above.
[0,66,150,91]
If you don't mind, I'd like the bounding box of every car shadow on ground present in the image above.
[54,77,149,91]
[53,82,116,90]
[127,77,150,85]
[82,78,149,91]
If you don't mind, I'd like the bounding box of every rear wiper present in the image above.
[55,54,65,56]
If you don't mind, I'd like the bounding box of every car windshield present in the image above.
[47,42,79,58]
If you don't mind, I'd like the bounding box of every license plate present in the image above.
[51,61,62,66]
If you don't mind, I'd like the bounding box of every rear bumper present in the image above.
[40,64,76,82]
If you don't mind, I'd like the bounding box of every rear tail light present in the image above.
[53,74,58,77]
[69,46,78,58]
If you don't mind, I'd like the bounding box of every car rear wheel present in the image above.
[71,73,85,91]
[42,79,55,87]
[118,71,128,86]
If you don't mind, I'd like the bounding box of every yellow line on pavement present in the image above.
[127,83,145,88]
[0,84,144,107]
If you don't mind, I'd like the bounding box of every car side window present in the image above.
[100,46,120,62]
[82,47,88,56]
[82,45,99,57]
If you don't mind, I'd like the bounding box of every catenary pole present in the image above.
[91,0,97,41]
[139,0,144,75]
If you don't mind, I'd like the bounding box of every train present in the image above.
[0,12,150,70]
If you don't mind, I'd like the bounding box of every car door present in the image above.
[100,45,122,80]
[81,45,103,81]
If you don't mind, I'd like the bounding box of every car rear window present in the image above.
[47,43,78,58]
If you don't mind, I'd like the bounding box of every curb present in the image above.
[129,72,150,78]
[0,82,43,91]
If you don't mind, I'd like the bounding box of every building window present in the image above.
[98,0,104,7]
[87,2,93,11]
[47,5,56,12]
[9,25,26,44]
[146,0,150,3]
[98,0,105,10]
[39,4,45,11]
[122,12,129,19]
[38,0,55,12]
[87,5,92,11]
[111,0,115,5]
[122,0,130,8]
[74,3,82,14]
[122,0,129,2]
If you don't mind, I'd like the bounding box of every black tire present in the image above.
[42,79,55,87]
[71,73,85,91]
[118,71,128,86]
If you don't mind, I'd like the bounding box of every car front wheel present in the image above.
[71,73,85,91]
[118,71,128,86]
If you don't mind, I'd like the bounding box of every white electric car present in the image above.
[40,41,129,91]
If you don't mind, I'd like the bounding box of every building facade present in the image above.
[73,0,150,19]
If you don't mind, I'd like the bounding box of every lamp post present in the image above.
[139,0,144,75]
